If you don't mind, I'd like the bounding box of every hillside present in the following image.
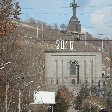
[17,19,112,69]
[0,18,111,111]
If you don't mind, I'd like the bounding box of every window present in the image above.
[69,60,78,75]
[72,79,75,84]
[70,62,76,75]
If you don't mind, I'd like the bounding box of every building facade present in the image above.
[45,50,102,93]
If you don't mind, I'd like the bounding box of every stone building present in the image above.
[45,50,102,94]
[44,1,103,95]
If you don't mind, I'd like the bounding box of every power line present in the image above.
[20,4,112,10]
[20,12,71,15]
[20,12,112,16]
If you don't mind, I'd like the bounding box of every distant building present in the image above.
[67,0,81,32]
[44,0,103,96]
[45,50,102,94]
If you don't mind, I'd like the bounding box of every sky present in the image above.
[19,0,112,39]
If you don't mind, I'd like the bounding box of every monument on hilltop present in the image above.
[67,0,81,32]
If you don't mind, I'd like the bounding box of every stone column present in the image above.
[90,59,94,86]
[61,60,64,84]
[84,60,87,84]
[55,60,58,85]
[77,65,79,84]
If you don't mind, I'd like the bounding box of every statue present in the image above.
[70,0,79,16]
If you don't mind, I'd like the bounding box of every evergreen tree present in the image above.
[54,91,69,112]
[74,87,90,110]
[48,86,72,112]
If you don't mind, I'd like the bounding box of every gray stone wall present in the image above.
[45,50,102,92]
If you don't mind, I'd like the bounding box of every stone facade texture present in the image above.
[45,50,102,94]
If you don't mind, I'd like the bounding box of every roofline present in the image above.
[44,49,102,53]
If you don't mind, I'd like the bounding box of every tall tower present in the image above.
[67,0,81,32]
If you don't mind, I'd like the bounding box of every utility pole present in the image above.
[84,34,87,46]
[36,24,44,39]
[42,24,44,39]
[37,26,39,39]
[102,40,104,52]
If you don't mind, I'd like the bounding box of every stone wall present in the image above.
[45,50,102,93]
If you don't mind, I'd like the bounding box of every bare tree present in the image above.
[0,0,21,37]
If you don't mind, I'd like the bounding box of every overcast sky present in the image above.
[19,0,112,39]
